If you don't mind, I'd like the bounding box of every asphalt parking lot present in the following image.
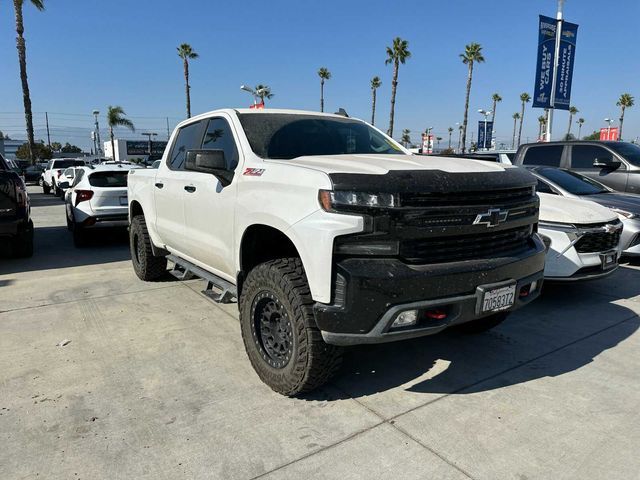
[1,186,640,480]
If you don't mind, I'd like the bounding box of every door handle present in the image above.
[155,182,164,189]
[184,185,196,193]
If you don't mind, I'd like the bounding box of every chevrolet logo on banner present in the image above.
[473,209,509,228]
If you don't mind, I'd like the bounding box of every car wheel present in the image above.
[12,221,34,258]
[37,177,42,187]
[42,183,50,194]
[239,257,343,396]
[453,312,509,334]
[130,215,167,281]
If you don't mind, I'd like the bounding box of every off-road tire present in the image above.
[12,222,34,258]
[454,312,509,334]
[42,183,50,194]
[239,258,343,396]
[130,215,167,281]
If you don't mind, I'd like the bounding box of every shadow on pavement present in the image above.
[309,275,639,401]
[29,194,67,208]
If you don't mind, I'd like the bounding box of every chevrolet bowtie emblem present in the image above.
[473,208,509,228]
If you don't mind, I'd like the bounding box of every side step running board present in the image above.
[167,254,237,304]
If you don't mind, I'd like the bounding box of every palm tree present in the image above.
[370,76,382,125]
[459,43,485,153]
[254,84,274,105]
[13,0,45,164]
[385,37,411,137]
[537,115,546,139]
[401,129,411,147]
[177,43,199,118]
[517,93,531,147]
[567,106,578,138]
[457,124,463,152]
[576,117,585,139]
[317,67,331,112]
[491,93,502,125]
[617,93,635,140]
[511,112,520,149]
[448,127,454,149]
[107,106,135,160]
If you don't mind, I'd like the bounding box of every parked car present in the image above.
[57,166,83,199]
[128,108,546,395]
[537,192,622,281]
[515,141,640,194]
[24,164,45,184]
[41,158,86,195]
[0,153,33,257]
[529,166,640,257]
[64,164,141,247]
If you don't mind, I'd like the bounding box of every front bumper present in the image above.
[315,238,546,346]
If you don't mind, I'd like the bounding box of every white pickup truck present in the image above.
[127,108,546,395]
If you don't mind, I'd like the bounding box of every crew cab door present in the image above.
[569,144,629,192]
[181,115,240,279]
[153,120,207,254]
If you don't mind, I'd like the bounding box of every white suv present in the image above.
[65,164,141,246]
[42,158,86,196]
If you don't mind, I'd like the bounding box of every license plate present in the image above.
[480,284,516,313]
[601,251,617,270]
[119,196,128,206]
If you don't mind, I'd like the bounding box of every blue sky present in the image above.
[0,0,638,151]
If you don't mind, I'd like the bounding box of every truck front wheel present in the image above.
[239,258,343,396]
[130,215,167,281]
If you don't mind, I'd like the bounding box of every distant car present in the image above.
[514,141,640,194]
[529,166,640,257]
[41,158,86,195]
[0,153,33,257]
[57,166,84,199]
[537,192,622,281]
[24,164,45,184]
[64,164,141,246]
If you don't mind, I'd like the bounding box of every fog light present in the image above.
[391,310,418,328]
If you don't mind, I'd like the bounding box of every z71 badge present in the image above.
[243,168,265,176]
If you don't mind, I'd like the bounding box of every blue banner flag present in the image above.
[553,20,579,110]
[533,15,557,108]
[477,121,493,150]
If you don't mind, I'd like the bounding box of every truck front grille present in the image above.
[399,226,532,264]
[575,226,621,253]
[400,187,534,207]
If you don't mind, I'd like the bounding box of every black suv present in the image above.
[514,141,640,194]
[0,153,33,257]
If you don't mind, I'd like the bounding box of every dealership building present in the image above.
[104,139,168,163]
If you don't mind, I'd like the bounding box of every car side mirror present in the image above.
[593,157,621,169]
[185,149,233,186]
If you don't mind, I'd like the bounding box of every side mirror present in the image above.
[185,149,233,187]
[593,157,621,169]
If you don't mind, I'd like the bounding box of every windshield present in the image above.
[608,142,640,166]
[54,160,85,169]
[536,168,609,195]
[238,113,404,159]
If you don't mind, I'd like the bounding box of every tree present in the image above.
[517,92,531,147]
[16,141,52,160]
[50,141,62,152]
[447,127,454,149]
[583,130,600,141]
[317,67,331,112]
[457,124,463,152]
[537,115,546,139]
[491,93,502,129]
[254,84,274,105]
[107,106,135,160]
[511,112,520,149]
[567,106,578,138]
[576,117,585,139]
[177,43,199,118]
[370,76,382,125]
[385,37,411,138]
[436,136,442,148]
[617,93,634,141]
[61,142,82,153]
[459,43,485,153]
[13,0,45,165]
[401,128,411,147]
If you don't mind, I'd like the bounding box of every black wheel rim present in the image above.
[251,291,293,369]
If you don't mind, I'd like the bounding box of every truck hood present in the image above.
[538,192,618,225]
[267,154,510,175]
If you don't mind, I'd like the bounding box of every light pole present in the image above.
[478,109,492,150]
[544,0,565,142]
[604,118,614,140]
[141,132,158,162]
[92,110,102,155]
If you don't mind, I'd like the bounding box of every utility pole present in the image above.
[45,112,51,147]
[93,110,102,154]
[141,132,158,161]
[166,117,171,140]
[544,0,565,142]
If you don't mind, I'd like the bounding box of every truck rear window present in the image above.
[88,171,128,187]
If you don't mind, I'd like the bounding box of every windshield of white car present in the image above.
[606,142,640,166]
[536,167,609,195]
[88,171,128,187]
[238,113,404,159]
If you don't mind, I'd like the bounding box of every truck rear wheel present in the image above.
[130,215,167,281]
[454,312,508,334]
[239,258,343,396]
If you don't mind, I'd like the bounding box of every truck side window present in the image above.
[168,121,205,171]
[571,145,613,169]
[201,118,239,169]
[522,145,563,166]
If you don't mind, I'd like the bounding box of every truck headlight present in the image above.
[319,190,398,211]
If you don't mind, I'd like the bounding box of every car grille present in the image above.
[399,225,532,264]
[575,224,621,253]
[400,187,534,207]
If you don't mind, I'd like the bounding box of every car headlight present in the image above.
[608,207,638,219]
[319,190,398,211]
